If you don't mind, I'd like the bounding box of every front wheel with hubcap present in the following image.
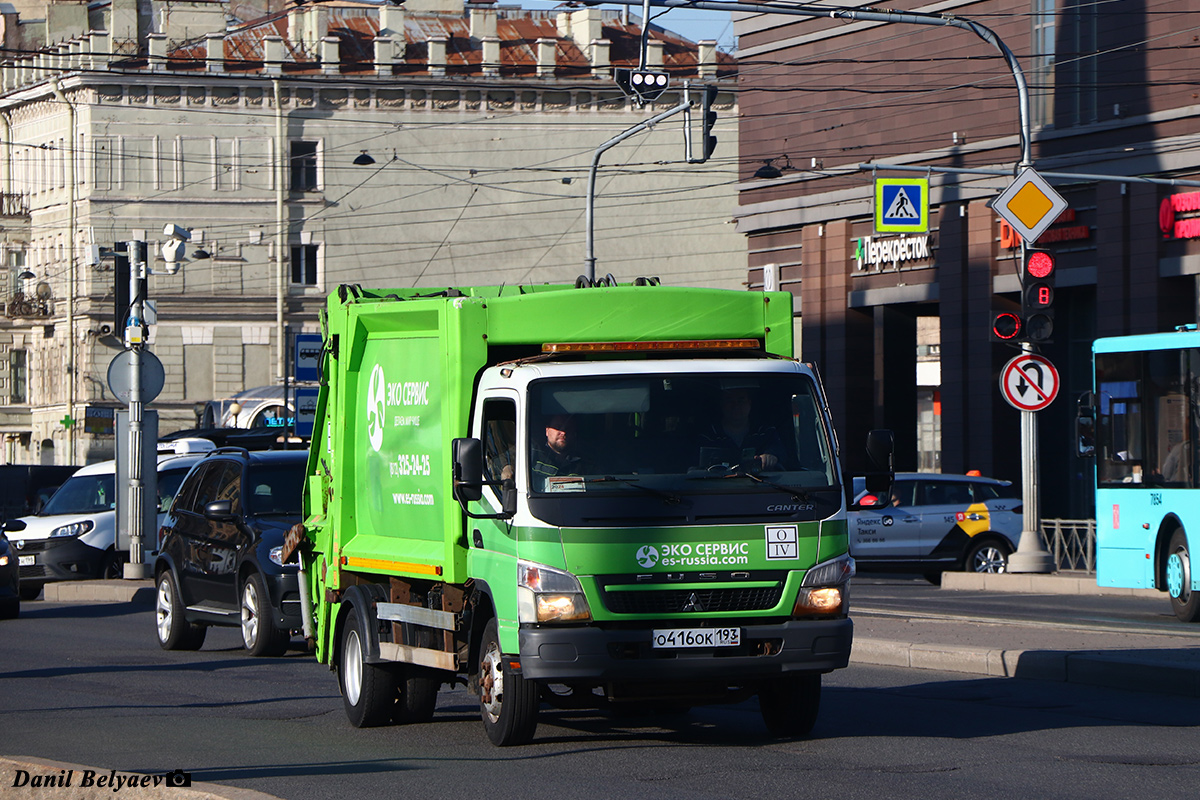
[966,538,1011,574]
[338,611,395,727]
[759,673,821,738]
[155,571,206,651]
[478,618,538,746]
[241,572,289,657]
[1166,529,1200,622]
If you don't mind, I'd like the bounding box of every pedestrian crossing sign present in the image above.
[875,177,929,233]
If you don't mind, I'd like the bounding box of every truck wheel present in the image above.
[338,611,395,727]
[1166,529,1200,622]
[966,538,1011,574]
[241,572,289,657]
[759,673,821,738]
[155,571,206,651]
[0,598,18,619]
[392,667,440,724]
[478,618,538,746]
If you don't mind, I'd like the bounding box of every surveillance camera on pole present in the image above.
[160,223,191,275]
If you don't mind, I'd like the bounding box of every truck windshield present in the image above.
[40,474,116,516]
[527,372,836,498]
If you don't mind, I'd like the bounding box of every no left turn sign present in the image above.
[1000,353,1060,411]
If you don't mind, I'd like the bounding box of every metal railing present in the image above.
[1042,518,1096,574]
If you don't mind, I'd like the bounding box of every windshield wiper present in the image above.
[691,468,811,503]
[585,476,682,505]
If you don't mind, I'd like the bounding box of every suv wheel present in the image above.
[241,572,289,657]
[155,571,206,650]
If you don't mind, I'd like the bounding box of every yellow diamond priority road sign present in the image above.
[991,167,1068,245]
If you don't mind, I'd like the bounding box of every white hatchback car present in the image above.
[849,472,1022,579]
[11,440,214,599]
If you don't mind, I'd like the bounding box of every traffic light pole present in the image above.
[123,241,151,579]
[584,98,690,282]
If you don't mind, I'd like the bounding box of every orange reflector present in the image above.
[542,339,760,354]
[343,557,443,577]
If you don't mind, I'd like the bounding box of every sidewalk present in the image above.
[30,574,1200,701]
[853,570,1200,698]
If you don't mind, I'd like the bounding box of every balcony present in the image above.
[0,193,29,218]
[5,291,51,318]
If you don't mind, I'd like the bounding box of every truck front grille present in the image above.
[602,586,784,615]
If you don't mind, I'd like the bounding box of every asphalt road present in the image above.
[4,593,1200,800]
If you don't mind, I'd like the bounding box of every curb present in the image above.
[851,637,1200,697]
[2,756,281,800]
[941,571,1163,598]
[41,580,153,604]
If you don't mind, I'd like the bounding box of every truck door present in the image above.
[470,395,521,562]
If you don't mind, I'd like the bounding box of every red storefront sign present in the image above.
[1160,191,1200,239]
[999,208,1090,248]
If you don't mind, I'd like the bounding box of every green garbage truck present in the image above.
[290,281,890,745]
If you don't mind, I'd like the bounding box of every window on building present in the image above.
[291,244,319,285]
[10,348,27,403]
[1031,0,1056,128]
[1059,0,1098,126]
[290,141,319,192]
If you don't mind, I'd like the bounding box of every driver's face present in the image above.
[545,416,575,454]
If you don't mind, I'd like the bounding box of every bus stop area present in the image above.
[38,572,1200,701]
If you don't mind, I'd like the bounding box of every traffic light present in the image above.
[113,241,148,334]
[614,68,669,105]
[700,85,718,162]
[1022,249,1056,343]
[991,311,1023,343]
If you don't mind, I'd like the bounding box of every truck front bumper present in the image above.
[517,618,852,683]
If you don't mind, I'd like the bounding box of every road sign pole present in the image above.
[1008,247,1054,574]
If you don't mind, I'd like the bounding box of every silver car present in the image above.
[849,473,1022,579]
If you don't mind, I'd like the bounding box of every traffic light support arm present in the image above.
[585,98,691,282]
[602,0,1032,168]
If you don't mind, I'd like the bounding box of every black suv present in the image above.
[153,448,308,656]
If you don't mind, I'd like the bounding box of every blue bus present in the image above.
[1087,329,1200,622]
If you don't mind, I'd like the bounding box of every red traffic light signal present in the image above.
[1026,250,1055,280]
[991,311,1022,342]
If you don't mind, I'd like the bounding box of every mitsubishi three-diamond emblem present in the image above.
[682,592,704,612]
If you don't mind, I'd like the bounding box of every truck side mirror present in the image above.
[863,429,895,494]
[452,438,484,502]
[1076,391,1096,458]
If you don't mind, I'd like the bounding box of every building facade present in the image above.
[735,0,1200,517]
[0,0,740,465]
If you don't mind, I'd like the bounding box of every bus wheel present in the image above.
[478,618,538,746]
[1166,529,1200,622]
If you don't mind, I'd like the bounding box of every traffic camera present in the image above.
[615,68,669,105]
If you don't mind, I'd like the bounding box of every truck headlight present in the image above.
[793,554,855,617]
[51,520,94,538]
[517,561,592,624]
